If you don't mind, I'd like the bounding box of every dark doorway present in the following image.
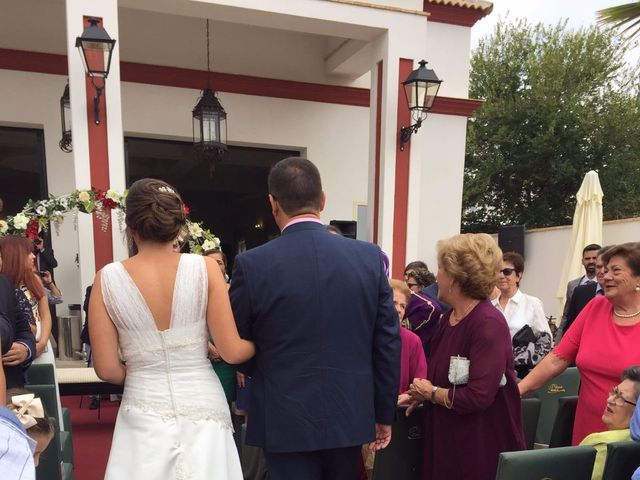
[124,137,299,266]
[0,126,48,218]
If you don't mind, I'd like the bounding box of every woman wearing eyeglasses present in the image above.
[579,365,639,480]
[491,252,552,378]
[519,243,640,445]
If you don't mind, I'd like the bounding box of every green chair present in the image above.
[548,395,578,448]
[601,441,640,480]
[372,406,424,480]
[26,363,56,385]
[534,367,581,445]
[495,446,596,480]
[521,397,541,450]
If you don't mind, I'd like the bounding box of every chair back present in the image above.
[372,407,424,480]
[535,367,580,445]
[548,395,578,447]
[26,363,56,385]
[495,445,596,480]
[601,441,640,480]
[521,397,541,449]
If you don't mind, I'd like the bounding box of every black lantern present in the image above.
[59,81,72,153]
[75,18,116,124]
[192,19,227,173]
[399,60,442,151]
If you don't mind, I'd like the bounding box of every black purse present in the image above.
[512,324,536,347]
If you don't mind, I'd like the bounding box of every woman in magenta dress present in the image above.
[519,242,640,444]
[403,234,525,480]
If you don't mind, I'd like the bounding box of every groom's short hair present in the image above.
[268,157,323,216]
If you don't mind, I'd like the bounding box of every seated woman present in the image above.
[492,252,552,378]
[580,365,640,480]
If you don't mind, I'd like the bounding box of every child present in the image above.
[6,390,54,467]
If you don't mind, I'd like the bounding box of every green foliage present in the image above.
[598,1,640,39]
[463,19,640,231]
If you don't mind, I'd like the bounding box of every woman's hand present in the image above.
[35,341,47,357]
[207,342,222,362]
[408,378,433,402]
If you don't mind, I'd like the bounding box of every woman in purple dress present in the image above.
[403,233,525,480]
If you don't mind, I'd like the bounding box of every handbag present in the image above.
[512,324,536,347]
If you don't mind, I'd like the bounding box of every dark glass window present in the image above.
[124,137,299,265]
[0,126,48,219]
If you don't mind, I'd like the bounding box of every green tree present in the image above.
[598,1,640,39]
[463,19,640,231]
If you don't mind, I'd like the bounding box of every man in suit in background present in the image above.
[557,243,600,341]
[560,246,608,339]
[230,157,401,480]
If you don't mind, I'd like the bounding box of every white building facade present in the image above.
[0,0,492,306]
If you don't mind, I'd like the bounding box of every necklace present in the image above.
[613,308,640,318]
[451,300,479,324]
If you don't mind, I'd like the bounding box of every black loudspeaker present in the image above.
[498,225,525,258]
[329,220,357,239]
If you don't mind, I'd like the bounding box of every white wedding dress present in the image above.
[100,254,243,480]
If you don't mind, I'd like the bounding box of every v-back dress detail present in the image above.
[100,254,242,480]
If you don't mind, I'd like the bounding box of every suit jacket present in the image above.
[563,282,598,336]
[35,247,57,273]
[0,275,36,388]
[230,221,401,453]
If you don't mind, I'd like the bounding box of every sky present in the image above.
[470,0,640,67]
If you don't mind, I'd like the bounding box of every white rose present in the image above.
[202,239,215,251]
[12,213,29,230]
[0,220,8,234]
[36,205,47,216]
[78,191,91,202]
[213,237,221,248]
[188,223,203,238]
[105,189,120,201]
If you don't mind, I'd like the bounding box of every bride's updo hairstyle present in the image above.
[125,178,186,243]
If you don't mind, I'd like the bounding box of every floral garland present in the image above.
[0,188,221,255]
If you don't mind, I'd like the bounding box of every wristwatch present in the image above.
[431,386,439,404]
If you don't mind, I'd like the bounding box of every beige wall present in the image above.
[515,218,640,322]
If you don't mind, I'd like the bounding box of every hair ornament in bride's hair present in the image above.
[10,393,45,429]
[157,186,176,195]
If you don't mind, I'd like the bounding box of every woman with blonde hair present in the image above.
[403,234,524,480]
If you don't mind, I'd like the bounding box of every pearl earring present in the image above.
[636,285,640,292]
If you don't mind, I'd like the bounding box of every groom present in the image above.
[230,157,400,480]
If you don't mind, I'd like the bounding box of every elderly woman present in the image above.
[579,365,639,480]
[492,251,552,378]
[519,242,640,445]
[404,234,524,480]
[402,263,442,354]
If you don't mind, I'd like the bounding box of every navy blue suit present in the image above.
[230,221,400,477]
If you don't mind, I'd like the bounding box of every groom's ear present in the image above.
[268,194,279,217]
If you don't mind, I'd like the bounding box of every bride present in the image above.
[89,178,253,479]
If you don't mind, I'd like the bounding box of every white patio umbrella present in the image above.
[555,170,604,324]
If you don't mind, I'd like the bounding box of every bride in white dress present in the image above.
[89,178,254,479]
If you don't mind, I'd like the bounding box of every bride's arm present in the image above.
[89,271,126,384]
[204,256,255,364]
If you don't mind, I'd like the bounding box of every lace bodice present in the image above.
[101,254,231,428]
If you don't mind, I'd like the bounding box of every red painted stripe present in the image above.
[373,61,382,245]
[392,59,413,279]
[82,16,113,271]
[0,48,481,115]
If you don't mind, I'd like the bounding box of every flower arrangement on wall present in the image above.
[0,188,220,255]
